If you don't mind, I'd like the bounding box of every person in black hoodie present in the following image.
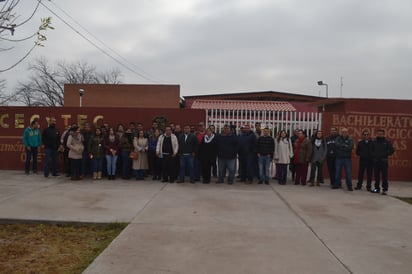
[355,130,374,191]
[371,129,394,195]
[198,127,218,184]
[216,124,238,184]
[42,117,62,177]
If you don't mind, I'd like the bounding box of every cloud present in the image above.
[1,0,411,99]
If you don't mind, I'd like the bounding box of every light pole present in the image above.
[317,81,328,98]
[79,89,84,107]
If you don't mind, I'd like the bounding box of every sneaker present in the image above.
[348,187,353,191]
[258,181,263,184]
[332,186,341,189]
[382,190,388,195]
[373,188,380,193]
[354,186,362,190]
[264,181,269,185]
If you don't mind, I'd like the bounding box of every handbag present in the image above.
[129,151,139,160]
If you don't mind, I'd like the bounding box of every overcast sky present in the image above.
[1,0,412,99]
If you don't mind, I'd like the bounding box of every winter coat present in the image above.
[198,134,218,162]
[216,133,238,160]
[156,134,179,156]
[311,138,327,163]
[293,137,312,164]
[132,137,149,170]
[371,137,394,160]
[356,139,373,160]
[178,133,198,155]
[335,136,354,159]
[326,134,339,158]
[67,133,84,159]
[275,138,294,164]
[88,135,105,159]
[238,131,256,156]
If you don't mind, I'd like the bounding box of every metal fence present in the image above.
[205,109,322,137]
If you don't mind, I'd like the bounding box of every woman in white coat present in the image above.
[133,130,149,180]
[274,130,294,184]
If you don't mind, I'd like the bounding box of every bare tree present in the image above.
[0,0,54,73]
[13,57,122,106]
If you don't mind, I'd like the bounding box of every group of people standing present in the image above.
[22,118,394,194]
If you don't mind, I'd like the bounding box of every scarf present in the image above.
[204,134,215,144]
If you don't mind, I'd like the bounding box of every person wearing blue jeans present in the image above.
[256,128,275,185]
[216,125,238,184]
[104,128,120,180]
[41,117,61,177]
[218,158,236,183]
[178,125,198,183]
[258,155,272,184]
[23,119,42,175]
[333,128,354,191]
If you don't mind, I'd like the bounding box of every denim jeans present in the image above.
[179,154,194,181]
[92,158,103,172]
[277,163,288,184]
[218,158,236,182]
[44,148,58,177]
[25,147,38,174]
[106,155,118,176]
[258,155,271,182]
[335,158,352,188]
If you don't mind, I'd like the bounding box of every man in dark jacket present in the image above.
[238,125,257,183]
[371,129,395,195]
[333,128,354,191]
[216,124,238,184]
[256,128,275,185]
[42,117,61,177]
[326,127,339,187]
[178,125,198,183]
[355,130,374,191]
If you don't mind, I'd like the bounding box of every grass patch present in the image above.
[395,197,412,205]
[0,222,127,274]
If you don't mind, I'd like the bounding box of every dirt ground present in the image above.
[0,222,127,274]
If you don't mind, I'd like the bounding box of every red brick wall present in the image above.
[0,107,205,170]
[64,84,181,109]
[317,98,412,181]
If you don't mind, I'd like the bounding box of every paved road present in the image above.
[1,171,411,274]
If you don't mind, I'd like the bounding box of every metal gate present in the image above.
[205,109,322,137]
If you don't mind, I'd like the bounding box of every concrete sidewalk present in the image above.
[0,170,411,274]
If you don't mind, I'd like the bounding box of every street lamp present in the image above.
[79,88,84,107]
[317,81,328,98]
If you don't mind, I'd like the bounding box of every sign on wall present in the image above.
[323,112,412,181]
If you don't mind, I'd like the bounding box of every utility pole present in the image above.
[340,76,343,97]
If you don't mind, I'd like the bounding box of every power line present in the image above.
[37,0,160,83]
[48,0,162,83]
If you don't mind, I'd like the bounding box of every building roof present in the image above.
[190,99,296,111]
[184,90,321,102]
